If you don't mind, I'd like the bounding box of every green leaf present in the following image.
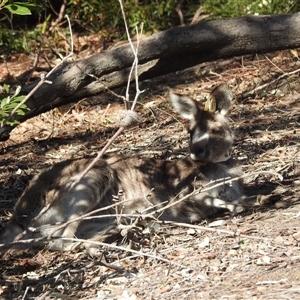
[14,95,25,100]
[0,91,28,125]
[1,98,8,108]
[3,84,9,94]
[0,111,9,117]
[6,120,20,126]
[19,104,29,110]
[16,109,25,115]
[4,4,32,15]
[7,2,39,9]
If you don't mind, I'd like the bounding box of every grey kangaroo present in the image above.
[0,84,243,252]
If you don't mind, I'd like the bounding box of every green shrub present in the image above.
[202,0,299,18]
[66,0,181,39]
[1,0,300,55]
[0,84,29,126]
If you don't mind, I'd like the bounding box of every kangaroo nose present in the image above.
[190,145,209,161]
[197,147,205,154]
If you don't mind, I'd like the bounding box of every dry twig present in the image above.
[4,1,145,252]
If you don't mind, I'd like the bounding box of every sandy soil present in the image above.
[0,49,300,299]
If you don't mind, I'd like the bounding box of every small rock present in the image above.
[187,228,196,235]
[275,201,288,209]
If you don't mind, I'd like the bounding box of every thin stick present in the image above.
[159,221,271,241]
[249,67,300,93]
[7,5,144,247]
[4,15,74,125]
[35,3,145,223]
[141,170,282,218]
[27,126,125,234]
[57,237,182,267]
[7,169,281,248]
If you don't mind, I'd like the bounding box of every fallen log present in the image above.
[1,12,300,141]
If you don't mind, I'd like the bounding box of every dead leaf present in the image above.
[273,235,285,245]
[257,256,271,265]
[187,228,196,235]
[208,220,226,227]
[290,49,299,59]
[198,236,210,248]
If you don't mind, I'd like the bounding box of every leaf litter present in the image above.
[0,49,300,299]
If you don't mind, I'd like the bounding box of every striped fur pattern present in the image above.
[0,84,243,251]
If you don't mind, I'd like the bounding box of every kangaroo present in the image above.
[0,84,243,252]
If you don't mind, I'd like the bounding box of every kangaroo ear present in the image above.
[204,93,217,113]
[168,92,198,120]
[209,84,234,116]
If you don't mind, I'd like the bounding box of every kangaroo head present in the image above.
[169,84,234,163]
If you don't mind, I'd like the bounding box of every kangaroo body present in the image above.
[0,84,244,251]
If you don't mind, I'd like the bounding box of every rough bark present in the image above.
[1,12,300,141]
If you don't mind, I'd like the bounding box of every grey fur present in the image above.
[0,85,243,252]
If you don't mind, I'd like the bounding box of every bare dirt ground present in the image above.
[0,48,300,299]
